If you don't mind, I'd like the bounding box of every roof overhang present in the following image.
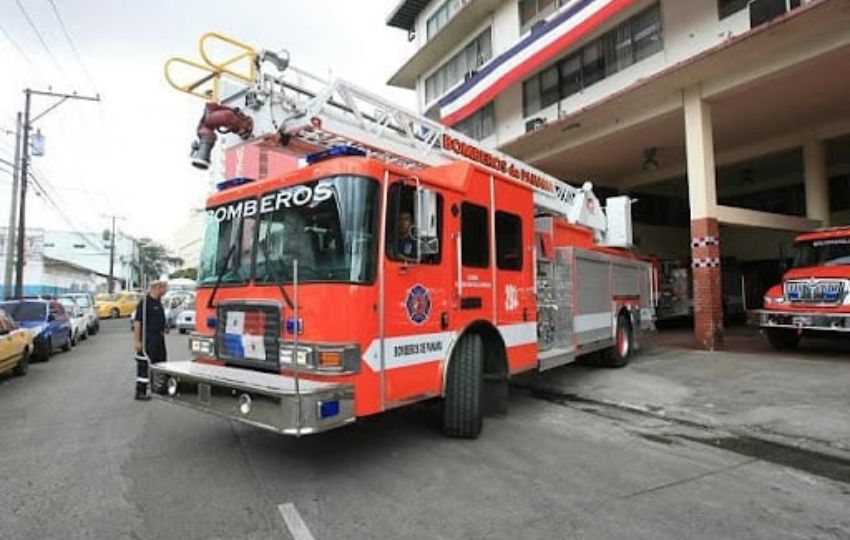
[388,0,504,89]
[386,0,431,31]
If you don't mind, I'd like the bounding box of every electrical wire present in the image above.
[0,22,49,82]
[45,0,98,92]
[13,0,71,84]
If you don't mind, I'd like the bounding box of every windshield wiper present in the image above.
[206,243,238,309]
[260,237,295,310]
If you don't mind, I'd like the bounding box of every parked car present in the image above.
[0,308,34,377]
[58,297,88,346]
[60,292,99,336]
[175,300,196,334]
[96,292,141,319]
[163,292,195,328]
[0,300,72,362]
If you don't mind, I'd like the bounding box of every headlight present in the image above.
[764,295,786,305]
[189,335,214,356]
[279,343,359,373]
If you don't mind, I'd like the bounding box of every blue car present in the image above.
[0,300,73,362]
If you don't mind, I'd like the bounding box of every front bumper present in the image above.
[150,361,355,436]
[748,309,850,332]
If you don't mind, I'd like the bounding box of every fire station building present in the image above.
[385,0,850,349]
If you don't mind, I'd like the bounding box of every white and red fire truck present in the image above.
[152,33,655,438]
[751,227,850,350]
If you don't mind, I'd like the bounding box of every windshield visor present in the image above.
[793,238,850,268]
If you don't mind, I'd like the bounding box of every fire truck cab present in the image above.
[152,33,655,438]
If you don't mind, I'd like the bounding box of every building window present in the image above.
[522,3,663,117]
[461,203,489,268]
[496,211,523,271]
[454,102,495,141]
[425,28,493,105]
[519,0,557,34]
[718,0,750,19]
[426,0,471,41]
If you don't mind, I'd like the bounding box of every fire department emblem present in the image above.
[405,284,431,325]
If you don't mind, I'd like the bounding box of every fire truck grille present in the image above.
[784,280,845,304]
[216,303,281,366]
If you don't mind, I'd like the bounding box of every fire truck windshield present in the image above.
[198,201,257,286]
[793,238,850,268]
[255,175,379,284]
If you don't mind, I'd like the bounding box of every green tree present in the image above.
[170,267,198,280]
[137,238,183,282]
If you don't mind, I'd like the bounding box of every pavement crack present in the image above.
[613,459,758,502]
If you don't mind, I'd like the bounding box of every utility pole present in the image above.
[3,112,22,299]
[15,88,100,298]
[102,214,126,293]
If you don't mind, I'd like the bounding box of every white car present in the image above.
[60,293,100,336]
[58,297,88,346]
[176,305,196,334]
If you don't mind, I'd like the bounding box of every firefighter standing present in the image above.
[134,279,168,400]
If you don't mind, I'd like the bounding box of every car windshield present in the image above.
[198,175,380,286]
[59,300,77,313]
[66,295,91,308]
[198,198,258,286]
[0,301,46,322]
[793,238,850,268]
[97,294,117,302]
[255,175,379,284]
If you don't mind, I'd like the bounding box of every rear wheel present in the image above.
[600,313,633,368]
[443,334,483,439]
[765,328,800,350]
[12,349,29,376]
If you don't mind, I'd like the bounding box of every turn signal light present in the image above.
[318,351,342,369]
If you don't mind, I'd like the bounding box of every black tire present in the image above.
[110,308,120,319]
[443,334,483,439]
[80,330,88,341]
[600,312,632,368]
[13,349,29,376]
[71,331,78,347]
[765,328,800,350]
[41,341,51,362]
[61,332,72,352]
[179,328,187,335]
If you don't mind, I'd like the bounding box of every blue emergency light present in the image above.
[216,177,255,191]
[305,145,366,165]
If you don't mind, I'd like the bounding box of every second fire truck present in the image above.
[152,33,656,438]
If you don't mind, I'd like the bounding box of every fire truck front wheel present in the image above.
[443,334,484,439]
[765,328,800,351]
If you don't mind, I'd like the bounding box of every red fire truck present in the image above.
[751,227,850,350]
[153,33,655,438]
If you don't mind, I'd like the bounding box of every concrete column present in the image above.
[684,86,723,351]
[804,133,829,226]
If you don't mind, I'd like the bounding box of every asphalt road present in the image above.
[0,320,848,540]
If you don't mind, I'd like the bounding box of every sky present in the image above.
[0,0,416,251]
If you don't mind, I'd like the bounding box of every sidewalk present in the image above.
[531,328,850,455]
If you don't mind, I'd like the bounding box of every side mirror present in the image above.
[415,186,439,257]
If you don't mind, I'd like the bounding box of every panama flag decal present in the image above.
[223,310,268,360]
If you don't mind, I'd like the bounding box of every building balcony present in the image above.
[387,0,504,89]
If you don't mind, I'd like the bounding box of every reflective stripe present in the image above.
[574,312,613,333]
[498,322,537,347]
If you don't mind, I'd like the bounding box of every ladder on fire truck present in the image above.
[165,32,623,243]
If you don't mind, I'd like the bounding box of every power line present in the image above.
[45,0,97,91]
[0,23,48,82]
[13,0,70,83]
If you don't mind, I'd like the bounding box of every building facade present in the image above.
[387,0,850,348]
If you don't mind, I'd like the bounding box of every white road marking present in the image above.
[278,503,316,540]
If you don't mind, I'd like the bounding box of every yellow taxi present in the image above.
[95,292,142,319]
[0,308,34,377]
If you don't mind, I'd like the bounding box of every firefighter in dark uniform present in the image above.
[133,279,168,400]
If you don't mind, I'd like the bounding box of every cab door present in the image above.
[0,313,12,371]
[381,177,451,407]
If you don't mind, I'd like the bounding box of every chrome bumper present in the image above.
[150,361,355,436]
[748,309,850,332]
